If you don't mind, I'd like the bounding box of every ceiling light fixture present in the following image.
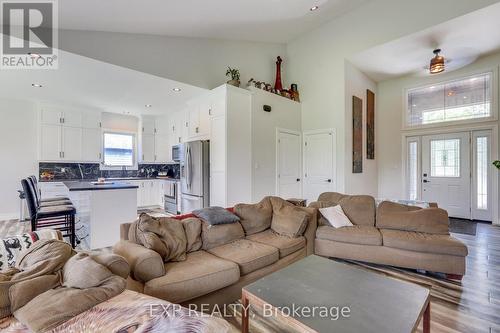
[429,49,445,74]
[310,5,319,11]
[145,104,152,108]
[173,88,181,92]
[31,83,43,88]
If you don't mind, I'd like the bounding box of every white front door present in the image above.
[421,132,471,219]
[277,129,302,199]
[303,130,336,203]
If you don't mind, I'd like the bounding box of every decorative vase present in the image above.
[227,79,240,87]
[274,56,283,91]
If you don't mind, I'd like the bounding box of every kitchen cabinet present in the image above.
[62,127,82,161]
[185,96,211,142]
[141,117,156,135]
[38,107,102,162]
[82,128,102,162]
[131,179,162,207]
[155,135,170,163]
[141,134,155,163]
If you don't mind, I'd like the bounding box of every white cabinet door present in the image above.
[40,109,62,125]
[151,180,160,206]
[62,110,82,128]
[198,99,211,137]
[210,171,226,207]
[40,124,62,160]
[62,127,82,161]
[142,117,156,135]
[155,135,170,163]
[82,112,101,129]
[210,94,226,118]
[155,117,169,136]
[141,134,155,162]
[187,107,200,139]
[82,128,102,162]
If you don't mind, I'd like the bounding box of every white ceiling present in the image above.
[0,44,207,116]
[350,2,500,82]
[59,0,370,43]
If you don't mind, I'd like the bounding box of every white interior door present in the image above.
[303,130,336,203]
[422,132,471,219]
[277,129,302,199]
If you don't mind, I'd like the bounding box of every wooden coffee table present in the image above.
[242,255,430,333]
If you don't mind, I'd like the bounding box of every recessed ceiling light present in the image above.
[145,104,152,108]
[310,5,319,11]
[31,83,42,88]
[173,88,181,92]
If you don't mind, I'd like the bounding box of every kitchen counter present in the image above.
[63,181,139,191]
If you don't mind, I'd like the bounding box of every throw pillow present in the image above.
[193,207,240,225]
[269,197,309,238]
[132,214,188,262]
[234,197,273,235]
[181,218,203,252]
[319,205,354,228]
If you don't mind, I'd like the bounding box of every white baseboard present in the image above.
[0,213,18,221]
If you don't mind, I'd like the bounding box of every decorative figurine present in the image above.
[290,83,300,102]
[274,56,283,91]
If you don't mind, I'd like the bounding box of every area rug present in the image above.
[449,218,477,236]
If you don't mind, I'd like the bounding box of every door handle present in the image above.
[326,179,332,183]
[296,178,301,182]
[423,179,430,183]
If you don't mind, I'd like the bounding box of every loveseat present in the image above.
[311,192,468,279]
[113,196,317,309]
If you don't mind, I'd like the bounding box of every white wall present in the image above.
[286,0,499,193]
[101,112,139,132]
[377,51,500,223]
[250,87,302,201]
[59,29,286,90]
[344,61,378,196]
[0,100,38,219]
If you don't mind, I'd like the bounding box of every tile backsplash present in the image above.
[39,162,180,181]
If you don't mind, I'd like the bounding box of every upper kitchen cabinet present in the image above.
[140,115,173,163]
[185,94,211,142]
[40,106,82,127]
[141,116,156,135]
[38,105,103,162]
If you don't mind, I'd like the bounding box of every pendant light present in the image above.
[429,49,445,74]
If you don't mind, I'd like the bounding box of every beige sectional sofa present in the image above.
[113,196,317,308]
[311,192,468,279]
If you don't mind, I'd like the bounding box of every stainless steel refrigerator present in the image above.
[180,140,210,213]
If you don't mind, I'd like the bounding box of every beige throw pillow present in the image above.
[130,214,188,262]
[269,197,309,238]
[182,218,202,252]
[234,197,273,235]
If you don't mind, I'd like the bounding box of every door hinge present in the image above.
[305,142,307,146]
[99,122,102,128]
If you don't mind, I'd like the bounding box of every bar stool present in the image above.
[28,176,72,205]
[21,178,77,248]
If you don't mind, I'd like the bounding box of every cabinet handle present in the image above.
[59,117,63,124]
[62,118,65,124]
[99,122,102,128]
[195,127,199,133]
[142,154,145,160]
[178,137,181,143]
[62,152,65,158]
[59,151,62,158]
[172,126,175,132]
[185,122,188,127]
[155,154,157,161]
[142,127,144,132]
[99,152,102,160]
[208,108,212,115]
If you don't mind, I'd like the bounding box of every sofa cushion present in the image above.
[376,201,449,235]
[269,197,310,238]
[234,197,273,235]
[181,218,202,253]
[380,229,468,256]
[201,220,245,250]
[316,225,382,246]
[193,206,240,225]
[144,251,240,303]
[207,239,279,275]
[246,230,305,258]
[315,193,376,226]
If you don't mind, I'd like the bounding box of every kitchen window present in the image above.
[406,72,493,127]
[103,132,135,167]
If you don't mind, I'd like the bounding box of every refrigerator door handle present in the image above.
[186,145,192,189]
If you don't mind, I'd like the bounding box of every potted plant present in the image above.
[226,67,240,87]
[493,160,500,170]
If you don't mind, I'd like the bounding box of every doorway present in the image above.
[406,130,493,221]
[303,129,336,203]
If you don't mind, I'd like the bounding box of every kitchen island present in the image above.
[64,181,138,249]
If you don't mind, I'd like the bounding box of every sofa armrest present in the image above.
[120,223,132,240]
[113,240,165,283]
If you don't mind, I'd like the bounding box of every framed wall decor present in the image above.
[367,89,375,160]
[353,96,363,173]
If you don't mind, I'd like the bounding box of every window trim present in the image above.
[402,68,498,130]
[100,130,138,171]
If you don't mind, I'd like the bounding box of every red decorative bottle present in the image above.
[274,56,283,91]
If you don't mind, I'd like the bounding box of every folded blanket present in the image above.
[0,239,129,332]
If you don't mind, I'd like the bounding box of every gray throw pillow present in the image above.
[193,207,240,225]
